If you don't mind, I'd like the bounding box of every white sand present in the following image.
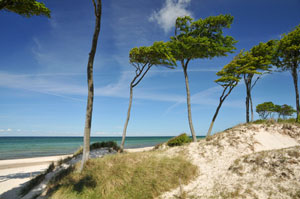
[124,146,153,153]
[160,123,300,198]
[0,155,70,197]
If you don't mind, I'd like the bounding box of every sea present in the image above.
[0,136,204,160]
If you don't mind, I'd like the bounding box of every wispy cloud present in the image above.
[149,0,193,33]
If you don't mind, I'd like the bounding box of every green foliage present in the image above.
[274,25,300,70]
[235,41,275,77]
[256,102,296,119]
[169,14,237,62]
[277,104,296,119]
[167,133,192,147]
[48,152,197,199]
[215,53,242,87]
[0,0,50,17]
[256,102,275,119]
[129,41,176,68]
[90,141,120,151]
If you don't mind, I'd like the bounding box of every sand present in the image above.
[160,123,300,198]
[0,155,70,198]
[0,146,153,198]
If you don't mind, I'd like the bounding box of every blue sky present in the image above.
[0,0,300,136]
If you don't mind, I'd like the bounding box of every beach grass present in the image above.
[46,151,197,199]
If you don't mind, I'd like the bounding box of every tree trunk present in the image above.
[244,74,252,123]
[291,65,300,121]
[206,85,234,139]
[207,101,222,139]
[182,63,197,142]
[250,94,254,122]
[80,0,102,172]
[120,85,133,151]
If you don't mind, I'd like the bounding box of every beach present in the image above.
[0,155,70,197]
[0,147,153,198]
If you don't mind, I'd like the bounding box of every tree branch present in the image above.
[132,64,152,88]
[92,0,97,16]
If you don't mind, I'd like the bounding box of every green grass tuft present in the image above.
[167,133,192,147]
[47,152,197,199]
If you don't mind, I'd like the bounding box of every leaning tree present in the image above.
[206,53,241,139]
[80,0,102,172]
[0,0,50,17]
[274,25,300,121]
[168,15,237,142]
[120,42,175,151]
[237,41,275,123]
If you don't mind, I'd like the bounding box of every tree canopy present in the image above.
[169,14,237,63]
[274,25,300,121]
[231,41,275,122]
[256,102,275,119]
[0,0,50,17]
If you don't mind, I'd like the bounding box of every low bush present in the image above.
[90,141,120,151]
[167,133,192,147]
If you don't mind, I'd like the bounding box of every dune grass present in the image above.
[47,151,197,199]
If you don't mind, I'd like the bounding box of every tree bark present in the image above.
[244,74,252,123]
[291,65,299,121]
[80,0,101,172]
[120,85,133,151]
[206,85,234,139]
[182,61,197,142]
[250,93,254,122]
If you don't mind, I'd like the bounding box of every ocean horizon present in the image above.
[0,136,205,160]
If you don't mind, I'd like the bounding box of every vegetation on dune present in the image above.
[46,151,198,199]
[167,133,192,147]
[256,102,296,120]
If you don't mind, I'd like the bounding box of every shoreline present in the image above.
[0,146,153,197]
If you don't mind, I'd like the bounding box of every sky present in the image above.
[0,0,300,137]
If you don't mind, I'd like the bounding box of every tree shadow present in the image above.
[73,175,96,193]
[0,171,42,183]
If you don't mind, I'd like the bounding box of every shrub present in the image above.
[90,141,120,151]
[167,133,192,147]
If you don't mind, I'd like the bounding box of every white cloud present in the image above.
[149,0,193,33]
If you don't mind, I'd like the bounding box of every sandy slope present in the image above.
[160,123,300,199]
[0,155,70,198]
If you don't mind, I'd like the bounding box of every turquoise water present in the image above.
[0,136,203,160]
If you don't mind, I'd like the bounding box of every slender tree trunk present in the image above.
[182,62,197,142]
[250,94,254,122]
[207,85,235,139]
[244,74,252,123]
[80,0,101,172]
[207,100,223,139]
[291,65,299,121]
[120,85,133,151]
